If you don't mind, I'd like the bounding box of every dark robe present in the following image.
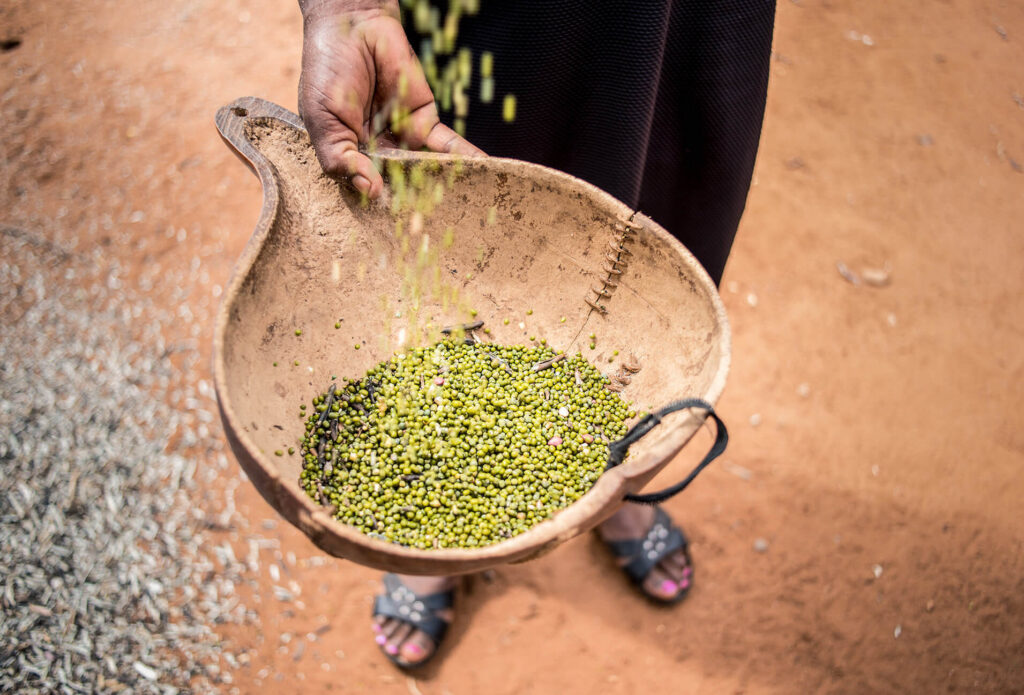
[407,0,776,285]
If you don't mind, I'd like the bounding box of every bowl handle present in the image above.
[605,399,728,505]
[214,96,306,176]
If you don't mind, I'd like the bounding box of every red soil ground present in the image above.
[2,0,1022,692]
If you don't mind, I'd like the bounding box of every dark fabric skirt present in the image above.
[406,0,776,285]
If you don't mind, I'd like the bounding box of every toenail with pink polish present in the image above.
[682,567,693,577]
[660,579,677,595]
[679,577,690,589]
[372,623,382,633]
[404,643,425,658]
[385,643,399,655]
[375,634,387,645]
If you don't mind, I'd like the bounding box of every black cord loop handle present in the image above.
[605,398,728,505]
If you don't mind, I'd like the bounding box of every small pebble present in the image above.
[722,461,753,481]
[749,413,762,427]
[753,538,769,553]
[133,662,158,681]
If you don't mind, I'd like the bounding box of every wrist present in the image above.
[299,0,399,22]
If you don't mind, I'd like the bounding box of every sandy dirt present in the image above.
[2,0,1023,693]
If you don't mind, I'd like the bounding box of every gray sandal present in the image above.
[372,574,454,668]
[602,507,693,604]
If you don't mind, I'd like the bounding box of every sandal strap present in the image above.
[372,574,452,643]
[608,508,689,584]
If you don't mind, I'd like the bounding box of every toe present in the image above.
[659,548,692,593]
[398,629,436,665]
[662,550,691,584]
[642,565,679,601]
[380,617,403,640]
[385,622,414,657]
[372,617,389,645]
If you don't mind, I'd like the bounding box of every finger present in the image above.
[423,119,486,156]
[299,22,383,197]
[303,104,384,198]
[388,90,486,155]
[368,20,485,156]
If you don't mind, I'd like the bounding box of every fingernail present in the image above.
[404,643,425,658]
[385,643,399,655]
[375,635,387,645]
[660,579,677,595]
[679,577,690,590]
[352,175,370,195]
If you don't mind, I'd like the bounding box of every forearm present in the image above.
[299,0,399,21]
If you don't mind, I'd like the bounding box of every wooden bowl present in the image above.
[213,97,730,575]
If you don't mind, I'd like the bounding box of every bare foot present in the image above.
[598,503,693,602]
[372,574,456,667]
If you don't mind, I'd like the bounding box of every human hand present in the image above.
[298,0,483,199]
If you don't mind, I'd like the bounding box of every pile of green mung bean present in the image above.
[298,339,632,549]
